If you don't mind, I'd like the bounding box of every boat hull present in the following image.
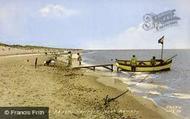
[115,59,172,72]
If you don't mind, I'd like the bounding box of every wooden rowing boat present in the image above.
[115,36,177,72]
[115,59,172,72]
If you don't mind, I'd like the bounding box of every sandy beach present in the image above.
[0,45,180,119]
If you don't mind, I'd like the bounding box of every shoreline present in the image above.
[0,45,181,119]
[78,59,182,118]
[84,70,180,119]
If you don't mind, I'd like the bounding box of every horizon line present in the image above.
[1,42,190,50]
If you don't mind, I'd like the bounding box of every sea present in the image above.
[82,49,190,119]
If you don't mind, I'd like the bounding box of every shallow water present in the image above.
[83,49,190,119]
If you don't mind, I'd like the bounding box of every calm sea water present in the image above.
[82,49,190,119]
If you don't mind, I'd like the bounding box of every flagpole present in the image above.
[161,43,164,59]
[158,36,164,60]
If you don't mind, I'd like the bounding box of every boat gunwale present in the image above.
[116,59,172,68]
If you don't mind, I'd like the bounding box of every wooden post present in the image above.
[111,65,113,72]
[117,67,120,72]
[92,66,95,71]
[35,58,38,68]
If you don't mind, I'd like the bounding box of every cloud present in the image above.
[83,24,160,49]
[39,4,78,17]
[83,21,190,49]
[83,2,190,49]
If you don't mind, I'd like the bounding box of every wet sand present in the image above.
[0,46,180,119]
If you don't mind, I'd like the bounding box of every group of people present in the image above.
[67,52,158,71]
[67,51,82,67]
[130,55,157,72]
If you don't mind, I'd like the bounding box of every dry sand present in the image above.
[0,45,180,119]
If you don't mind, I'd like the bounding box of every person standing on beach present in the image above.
[67,51,72,67]
[77,53,82,65]
[130,55,137,72]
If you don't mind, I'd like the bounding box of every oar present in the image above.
[165,54,177,62]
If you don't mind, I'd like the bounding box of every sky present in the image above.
[0,0,189,49]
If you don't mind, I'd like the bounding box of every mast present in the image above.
[161,42,164,59]
[158,36,164,60]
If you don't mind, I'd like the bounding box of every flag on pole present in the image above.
[158,36,164,44]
